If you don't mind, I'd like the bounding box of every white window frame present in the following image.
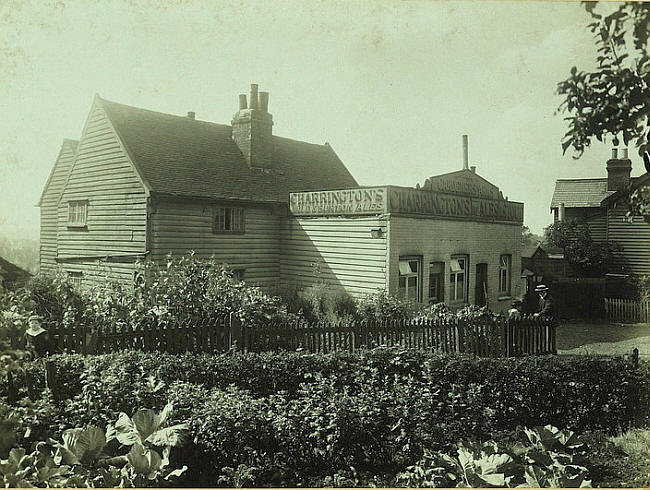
[450,255,468,302]
[67,200,88,227]
[213,207,245,234]
[499,254,512,296]
[398,257,421,302]
[69,271,83,289]
[428,261,445,303]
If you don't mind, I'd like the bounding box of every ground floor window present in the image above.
[428,262,444,303]
[499,254,512,296]
[213,207,245,233]
[450,255,468,302]
[68,271,83,289]
[398,257,421,302]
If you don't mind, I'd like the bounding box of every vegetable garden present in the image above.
[1,255,649,487]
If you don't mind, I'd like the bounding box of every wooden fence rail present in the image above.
[45,314,556,357]
[604,298,650,324]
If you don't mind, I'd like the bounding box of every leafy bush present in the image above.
[13,350,650,439]
[355,290,418,322]
[397,424,594,488]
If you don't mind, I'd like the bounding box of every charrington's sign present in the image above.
[289,188,386,215]
[290,186,523,224]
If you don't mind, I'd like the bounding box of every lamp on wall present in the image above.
[370,228,384,238]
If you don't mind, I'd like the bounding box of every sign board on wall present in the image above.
[387,187,523,223]
[290,185,523,224]
[421,173,500,199]
[289,188,386,216]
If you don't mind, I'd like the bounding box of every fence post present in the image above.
[550,319,557,355]
[631,347,639,369]
[456,319,465,354]
[45,359,58,398]
[229,313,244,352]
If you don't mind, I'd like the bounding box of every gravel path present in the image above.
[558,335,650,357]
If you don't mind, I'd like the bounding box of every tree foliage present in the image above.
[557,2,650,156]
[544,219,619,276]
[557,2,650,217]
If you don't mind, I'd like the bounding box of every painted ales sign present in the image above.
[290,186,523,224]
[289,188,386,215]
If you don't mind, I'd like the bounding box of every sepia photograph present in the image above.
[0,0,649,487]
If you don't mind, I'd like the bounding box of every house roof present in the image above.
[600,172,650,207]
[38,139,78,206]
[550,178,615,209]
[100,97,358,203]
[0,256,32,289]
[521,242,541,258]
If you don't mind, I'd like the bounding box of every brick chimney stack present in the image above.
[606,146,632,191]
[231,83,274,168]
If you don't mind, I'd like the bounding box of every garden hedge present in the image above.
[11,349,649,431]
[3,348,649,486]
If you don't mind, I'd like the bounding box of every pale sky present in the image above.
[0,0,644,239]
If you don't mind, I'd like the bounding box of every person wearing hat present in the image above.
[25,315,50,357]
[533,284,554,318]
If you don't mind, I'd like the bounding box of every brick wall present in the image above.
[387,215,522,313]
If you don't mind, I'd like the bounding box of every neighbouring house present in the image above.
[0,256,32,290]
[285,136,524,313]
[550,148,650,277]
[521,243,574,284]
[39,87,523,312]
[38,85,357,289]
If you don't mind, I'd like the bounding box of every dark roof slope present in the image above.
[550,178,615,209]
[101,98,358,202]
[0,256,32,289]
[600,172,650,207]
[38,139,78,206]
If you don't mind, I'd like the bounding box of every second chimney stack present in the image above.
[231,83,274,168]
[462,135,469,170]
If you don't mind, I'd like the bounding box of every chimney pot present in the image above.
[250,84,259,110]
[187,111,195,120]
[232,84,273,168]
[621,147,629,159]
[259,91,269,112]
[470,165,476,173]
[606,155,632,191]
[462,135,469,170]
[612,147,618,159]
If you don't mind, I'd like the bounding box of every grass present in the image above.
[556,320,650,356]
[584,429,650,488]
[610,428,650,461]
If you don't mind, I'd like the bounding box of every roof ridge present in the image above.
[100,97,232,129]
[555,177,607,181]
[101,96,331,148]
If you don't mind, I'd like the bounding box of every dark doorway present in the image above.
[475,263,488,307]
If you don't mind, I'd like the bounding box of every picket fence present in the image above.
[45,314,556,358]
[604,298,650,324]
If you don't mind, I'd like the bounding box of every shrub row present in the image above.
[11,349,650,433]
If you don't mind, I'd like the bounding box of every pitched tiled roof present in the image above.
[101,98,358,202]
[0,256,32,289]
[550,178,615,209]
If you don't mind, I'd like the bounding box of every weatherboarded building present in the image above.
[38,85,357,287]
[286,167,524,312]
[39,87,523,312]
[550,149,650,276]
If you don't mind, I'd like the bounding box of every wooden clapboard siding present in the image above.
[281,216,388,295]
[39,141,77,274]
[56,100,147,284]
[587,212,607,242]
[607,206,650,276]
[150,198,283,287]
[61,260,138,287]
